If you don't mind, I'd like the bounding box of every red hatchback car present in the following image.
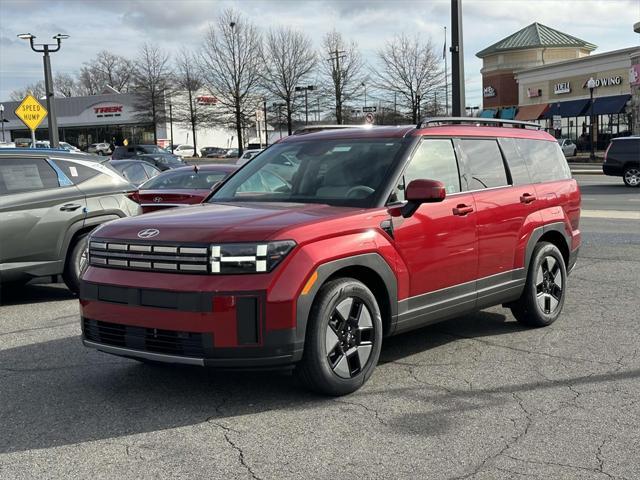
[130,164,237,213]
[80,118,581,395]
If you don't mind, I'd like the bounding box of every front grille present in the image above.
[89,239,209,274]
[83,318,207,357]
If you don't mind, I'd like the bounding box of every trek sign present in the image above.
[14,94,48,131]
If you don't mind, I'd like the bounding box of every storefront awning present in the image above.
[591,94,631,115]
[499,107,517,120]
[515,104,549,121]
[544,99,590,118]
[479,109,497,118]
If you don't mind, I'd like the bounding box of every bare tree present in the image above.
[200,9,262,155]
[131,43,172,143]
[77,51,133,95]
[261,27,317,135]
[373,34,444,123]
[54,72,79,97]
[319,30,364,124]
[173,48,206,154]
[10,81,45,101]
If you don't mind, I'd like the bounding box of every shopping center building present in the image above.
[477,22,639,148]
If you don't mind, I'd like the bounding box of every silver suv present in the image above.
[0,149,140,294]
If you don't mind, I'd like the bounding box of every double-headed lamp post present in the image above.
[17,33,69,147]
[586,77,597,161]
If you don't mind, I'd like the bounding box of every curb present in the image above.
[570,170,603,175]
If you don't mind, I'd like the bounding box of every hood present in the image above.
[92,202,361,243]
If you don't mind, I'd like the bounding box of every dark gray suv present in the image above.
[0,149,141,294]
[602,136,640,187]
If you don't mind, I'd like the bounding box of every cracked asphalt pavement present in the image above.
[1,175,638,479]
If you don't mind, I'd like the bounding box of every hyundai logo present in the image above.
[137,228,160,239]
[153,196,163,203]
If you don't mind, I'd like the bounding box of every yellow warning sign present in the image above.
[14,94,48,131]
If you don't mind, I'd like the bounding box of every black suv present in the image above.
[111,145,185,171]
[602,136,640,187]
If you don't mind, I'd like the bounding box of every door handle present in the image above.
[60,203,82,211]
[520,193,537,204]
[453,204,474,216]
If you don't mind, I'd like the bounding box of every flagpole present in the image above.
[444,26,449,116]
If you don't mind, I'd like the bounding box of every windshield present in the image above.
[210,138,406,207]
[141,169,228,190]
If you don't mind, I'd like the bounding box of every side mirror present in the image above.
[402,179,446,218]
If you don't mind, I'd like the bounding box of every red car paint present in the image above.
[79,122,581,374]
[133,164,237,213]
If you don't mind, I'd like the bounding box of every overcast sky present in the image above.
[0,0,638,108]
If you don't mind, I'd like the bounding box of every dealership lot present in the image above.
[1,175,638,480]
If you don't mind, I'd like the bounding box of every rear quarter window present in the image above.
[515,138,571,183]
[51,159,100,184]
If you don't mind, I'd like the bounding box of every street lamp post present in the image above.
[17,33,69,148]
[587,77,597,161]
[295,85,315,125]
[0,104,5,142]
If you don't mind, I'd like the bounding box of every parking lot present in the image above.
[1,174,638,480]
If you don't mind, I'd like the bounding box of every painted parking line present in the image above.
[581,210,640,220]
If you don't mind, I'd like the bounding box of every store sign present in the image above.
[527,88,542,98]
[196,95,218,105]
[483,86,496,98]
[94,105,123,114]
[554,82,571,95]
[582,76,623,88]
[630,65,640,86]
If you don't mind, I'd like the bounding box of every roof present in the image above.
[280,125,416,143]
[476,22,596,58]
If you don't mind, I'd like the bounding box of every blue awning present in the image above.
[479,109,497,118]
[544,98,591,118]
[591,94,631,115]
[499,107,517,120]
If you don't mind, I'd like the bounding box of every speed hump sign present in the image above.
[365,112,375,124]
[15,94,48,131]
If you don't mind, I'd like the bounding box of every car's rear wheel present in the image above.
[511,242,567,328]
[62,234,89,294]
[623,166,640,187]
[296,278,382,396]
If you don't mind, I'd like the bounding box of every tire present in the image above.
[295,278,383,396]
[623,166,640,187]
[97,150,105,156]
[62,234,89,294]
[511,242,567,328]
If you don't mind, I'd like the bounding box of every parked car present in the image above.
[557,138,577,157]
[111,145,186,171]
[236,148,263,165]
[0,142,16,148]
[129,164,237,213]
[0,149,140,294]
[87,142,112,155]
[110,160,162,187]
[80,118,580,395]
[223,148,239,159]
[602,136,640,187]
[201,146,227,158]
[34,140,85,154]
[171,144,197,158]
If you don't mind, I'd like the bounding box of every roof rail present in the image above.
[292,124,370,135]
[416,117,541,130]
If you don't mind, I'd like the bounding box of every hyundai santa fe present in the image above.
[79,118,581,395]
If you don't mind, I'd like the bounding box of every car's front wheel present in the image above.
[623,166,640,187]
[511,242,567,328]
[296,278,383,396]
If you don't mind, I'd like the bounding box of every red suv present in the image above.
[80,118,581,395]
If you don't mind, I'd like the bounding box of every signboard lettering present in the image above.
[483,86,496,98]
[554,82,570,95]
[582,76,623,88]
[14,95,48,131]
[527,88,541,98]
[362,106,377,113]
[94,106,123,114]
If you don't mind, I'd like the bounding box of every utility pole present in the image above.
[327,49,346,124]
[295,86,315,125]
[450,0,466,117]
[444,26,449,116]
[169,100,174,152]
[263,99,268,147]
[17,33,68,147]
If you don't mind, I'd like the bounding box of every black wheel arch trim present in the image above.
[295,253,398,345]
[524,222,572,276]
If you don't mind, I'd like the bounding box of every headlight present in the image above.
[210,240,296,274]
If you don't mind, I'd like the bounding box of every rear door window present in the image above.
[0,158,59,194]
[459,139,509,190]
[498,138,532,186]
[515,139,571,183]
